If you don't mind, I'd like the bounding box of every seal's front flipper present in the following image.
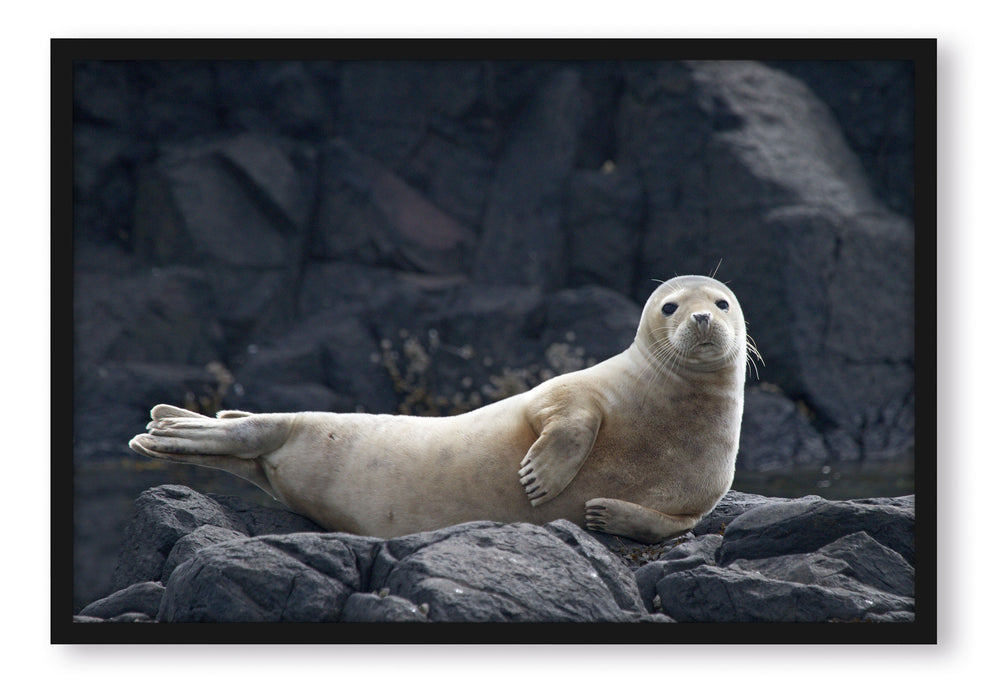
[584,498,700,543]
[519,405,601,507]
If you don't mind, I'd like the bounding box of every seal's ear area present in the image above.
[150,404,204,420]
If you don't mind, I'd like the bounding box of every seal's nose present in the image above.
[692,312,711,331]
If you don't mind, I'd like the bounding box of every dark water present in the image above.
[731,458,915,500]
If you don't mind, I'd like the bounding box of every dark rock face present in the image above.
[86,486,650,623]
[72,58,914,468]
[109,485,323,592]
[372,520,645,623]
[615,61,913,461]
[78,581,165,620]
[77,487,914,624]
[715,494,915,566]
[635,493,915,623]
[71,58,916,609]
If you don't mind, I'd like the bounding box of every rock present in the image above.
[109,485,323,592]
[334,61,490,172]
[373,520,646,622]
[312,139,477,275]
[716,494,915,566]
[136,61,222,140]
[768,60,915,217]
[214,61,336,140]
[564,166,643,297]
[616,60,914,460]
[692,490,791,535]
[78,581,165,620]
[737,385,828,471]
[87,486,915,624]
[134,134,316,268]
[74,267,219,368]
[634,492,916,621]
[634,534,723,609]
[159,535,356,622]
[156,518,646,623]
[732,531,914,598]
[160,525,247,583]
[654,564,912,623]
[131,133,318,348]
[108,612,156,623]
[341,592,430,623]
[473,68,585,288]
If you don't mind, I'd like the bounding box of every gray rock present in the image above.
[731,531,914,598]
[634,534,723,610]
[161,525,247,584]
[768,60,915,217]
[215,61,335,140]
[717,495,915,566]
[564,166,643,297]
[74,267,219,368]
[638,492,916,621]
[78,581,165,620]
[473,68,585,289]
[692,490,792,535]
[341,592,430,622]
[864,611,916,623]
[655,564,912,623]
[159,536,354,622]
[91,486,916,624]
[543,519,647,614]
[134,134,316,268]
[208,494,324,536]
[312,139,477,275]
[156,520,646,623]
[737,386,828,471]
[617,60,913,460]
[378,520,647,622]
[109,485,323,591]
[334,61,491,173]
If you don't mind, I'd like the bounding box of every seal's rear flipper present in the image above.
[584,498,700,543]
[128,404,289,499]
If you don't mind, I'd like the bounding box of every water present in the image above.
[731,458,915,500]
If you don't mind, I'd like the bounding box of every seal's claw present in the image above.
[584,499,611,531]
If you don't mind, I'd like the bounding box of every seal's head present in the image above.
[636,275,748,374]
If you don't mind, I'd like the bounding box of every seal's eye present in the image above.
[715,299,729,311]
[661,302,678,316]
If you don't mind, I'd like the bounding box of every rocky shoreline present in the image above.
[69,58,918,624]
[74,485,914,624]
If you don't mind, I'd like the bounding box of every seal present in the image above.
[129,275,751,543]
